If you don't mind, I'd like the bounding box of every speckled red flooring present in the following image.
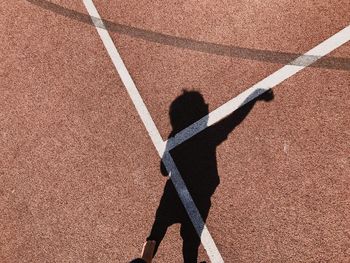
[1,1,349,262]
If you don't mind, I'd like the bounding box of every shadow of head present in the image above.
[169,90,209,133]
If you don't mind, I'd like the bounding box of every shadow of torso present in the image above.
[153,125,225,262]
[165,124,226,216]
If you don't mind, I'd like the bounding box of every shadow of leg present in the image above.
[181,222,201,263]
[147,217,168,257]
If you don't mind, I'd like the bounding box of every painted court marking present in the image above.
[165,24,350,151]
[82,0,350,261]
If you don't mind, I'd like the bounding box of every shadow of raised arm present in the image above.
[213,88,274,141]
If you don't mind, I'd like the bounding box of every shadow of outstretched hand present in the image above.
[258,89,274,102]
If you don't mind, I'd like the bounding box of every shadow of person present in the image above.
[147,88,274,262]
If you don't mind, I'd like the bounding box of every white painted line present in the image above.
[82,0,224,262]
[165,25,350,150]
[82,0,164,156]
[82,0,350,260]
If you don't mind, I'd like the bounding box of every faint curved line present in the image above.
[26,0,350,71]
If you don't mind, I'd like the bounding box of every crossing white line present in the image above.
[165,24,350,151]
[82,0,224,262]
[82,0,350,260]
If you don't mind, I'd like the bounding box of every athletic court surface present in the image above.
[1,1,350,262]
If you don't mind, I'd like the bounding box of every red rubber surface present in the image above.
[1,1,349,262]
